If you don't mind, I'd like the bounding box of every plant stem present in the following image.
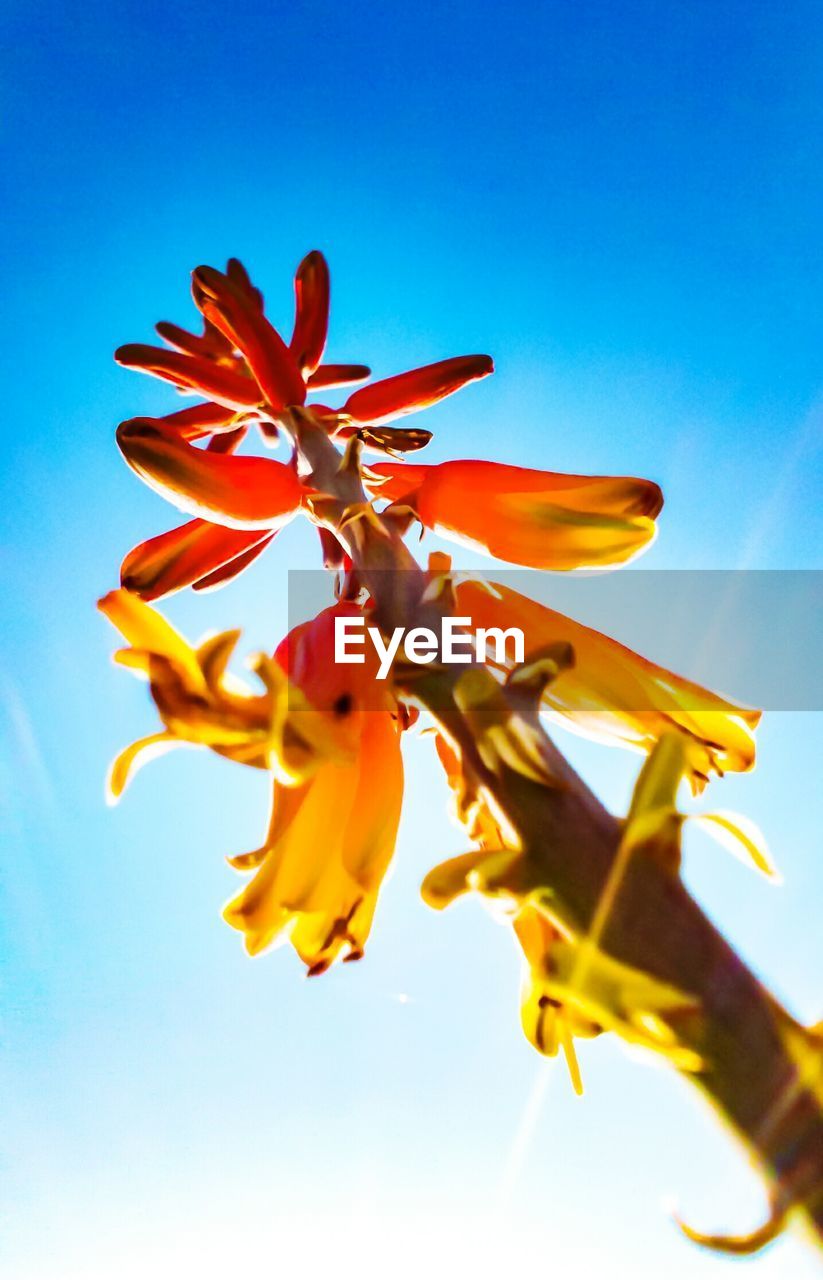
[289,408,823,1251]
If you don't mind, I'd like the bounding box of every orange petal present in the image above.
[115,343,261,409]
[274,602,386,713]
[155,320,233,360]
[116,420,302,529]
[157,401,242,440]
[343,355,494,426]
[226,257,264,310]
[307,363,371,391]
[98,588,205,690]
[206,425,248,454]
[191,267,306,410]
[289,250,330,377]
[120,519,273,601]
[341,711,404,891]
[193,532,275,591]
[454,578,760,781]
[368,460,661,569]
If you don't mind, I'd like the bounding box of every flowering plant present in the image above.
[100,252,822,1254]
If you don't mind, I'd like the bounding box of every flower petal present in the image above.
[155,319,233,360]
[98,588,205,690]
[222,760,360,956]
[454,579,759,783]
[192,266,306,410]
[340,712,404,891]
[690,811,778,880]
[307,363,371,391]
[369,460,661,569]
[289,250,330,377]
[120,519,273,601]
[193,532,275,592]
[116,420,302,530]
[106,731,182,804]
[114,344,261,409]
[156,402,242,440]
[343,355,494,426]
[225,257,264,309]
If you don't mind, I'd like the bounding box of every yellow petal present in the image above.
[558,1020,585,1096]
[421,850,491,909]
[99,589,205,691]
[690,811,778,880]
[674,1203,785,1256]
[455,579,760,786]
[106,731,182,803]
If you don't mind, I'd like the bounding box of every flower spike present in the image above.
[102,251,818,1254]
[192,266,306,410]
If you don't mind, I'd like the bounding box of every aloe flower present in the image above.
[114,252,494,598]
[368,459,663,569]
[98,251,822,1258]
[451,574,760,788]
[423,730,773,1092]
[100,589,405,972]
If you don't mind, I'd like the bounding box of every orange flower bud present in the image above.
[192,266,306,410]
[115,343,261,409]
[343,354,494,426]
[289,250,330,377]
[369,459,662,569]
[120,519,275,601]
[307,363,371,391]
[116,420,302,529]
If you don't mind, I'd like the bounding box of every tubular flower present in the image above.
[514,907,602,1094]
[97,589,278,799]
[367,459,662,569]
[114,252,495,598]
[120,519,276,601]
[422,732,730,1091]
[222,601,405,971]
[98,592,390,793]
[339,355,494,428]
[116,419,303,530]
[100,589,406,973]
[223,708,404,972]
[450,575,760,788]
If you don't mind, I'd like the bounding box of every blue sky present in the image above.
[1,1,822,1275]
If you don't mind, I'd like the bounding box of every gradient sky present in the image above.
[2,2,822,1276]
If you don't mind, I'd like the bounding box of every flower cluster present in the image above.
[102,251,766,1074]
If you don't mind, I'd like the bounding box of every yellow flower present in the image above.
[450,573,760,790]
[513,906,602,1095]
[223,707,404,972]
[98,589,278,798]
[99,589,406,973]
[423,729,774,1091]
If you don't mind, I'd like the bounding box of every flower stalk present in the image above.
[287,405,823,1254]
[101,251,823,1255]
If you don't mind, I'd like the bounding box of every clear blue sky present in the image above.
[1,2,822,1276]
